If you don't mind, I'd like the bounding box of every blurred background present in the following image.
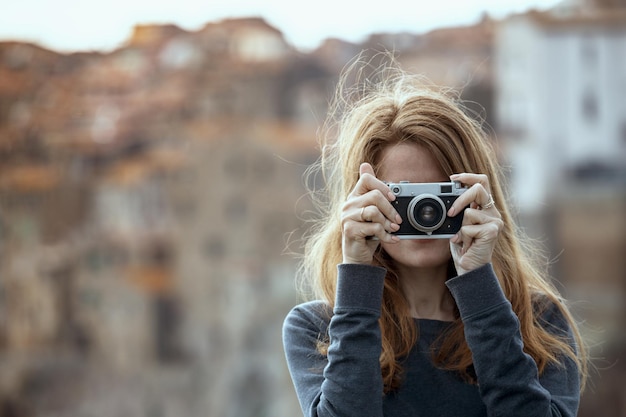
[0,0,625,416]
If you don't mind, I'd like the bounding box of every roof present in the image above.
[510,9,626,29]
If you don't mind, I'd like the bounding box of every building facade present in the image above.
[495,9,626,213]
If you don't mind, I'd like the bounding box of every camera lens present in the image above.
[407,194,446,233]
[418,204,437,223]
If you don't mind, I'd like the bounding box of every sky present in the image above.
[0,0,563,53]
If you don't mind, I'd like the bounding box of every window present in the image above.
[580,37,598,67]
[204,235,226,259]
[581,89,598,122]
[224,196,248,222]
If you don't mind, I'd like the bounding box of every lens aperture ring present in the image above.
[407,194,446,233]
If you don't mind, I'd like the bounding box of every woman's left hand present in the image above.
[447,173,503,275]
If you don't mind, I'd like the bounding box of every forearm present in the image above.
[283,264,387,417]
[446,264,580,417]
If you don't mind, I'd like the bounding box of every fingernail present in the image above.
[390,223,400,231]
[395,214,402,224]
[387,191,396,201]
[448,207,455,217]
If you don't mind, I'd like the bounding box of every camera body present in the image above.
[387,181,467,239]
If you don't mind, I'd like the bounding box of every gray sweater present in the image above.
[282,263,580,417]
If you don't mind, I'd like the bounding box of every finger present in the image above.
[466,187,500,217]
[356,189,402,225]
[360,163,402,223]
[344,201,400,234]
[480,193,497,211]
[346,163,402,224]
[452,209,502,243]
[359,205,401,233]
[455,224,482,255]
[450,173,490,193]
[343,218,399,243]
[342,197,401,234]
[352,163,397,202]
[360,162,375,177]
[448,182,491,217]
[461,207,496,226]
[457,219,502,246]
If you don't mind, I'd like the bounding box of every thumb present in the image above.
[359,162,375,177]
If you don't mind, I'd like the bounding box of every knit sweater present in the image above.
[282,263,580,417]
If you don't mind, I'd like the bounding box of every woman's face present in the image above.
[377,142,452,271]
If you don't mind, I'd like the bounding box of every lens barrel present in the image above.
[407,194,446,233]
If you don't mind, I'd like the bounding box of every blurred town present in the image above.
[0,0,625,416]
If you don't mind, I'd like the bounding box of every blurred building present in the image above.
[496,7,626,213]
[0,8,625,417]
[0,17,319,416]
[496,7,626,414]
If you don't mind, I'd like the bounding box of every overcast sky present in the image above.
[0,0,563,53]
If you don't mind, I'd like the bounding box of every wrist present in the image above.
[342,256,373,265]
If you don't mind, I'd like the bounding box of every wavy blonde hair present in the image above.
[298,57,587,393]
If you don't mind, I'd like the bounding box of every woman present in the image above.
[282,62,587,417]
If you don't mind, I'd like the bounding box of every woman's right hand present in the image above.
[341,163,402,264]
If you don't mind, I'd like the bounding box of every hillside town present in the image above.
[0,1,625,416]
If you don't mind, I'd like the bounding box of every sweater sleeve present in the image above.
[282,264,387,417]
[445,264,581,417]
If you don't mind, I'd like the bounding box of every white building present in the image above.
[495,9,626,213]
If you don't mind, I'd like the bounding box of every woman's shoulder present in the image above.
[532,292,574,337]
[283,300,333,335]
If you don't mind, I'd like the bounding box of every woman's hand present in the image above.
[447,173,503,275]
[341,163,402,264]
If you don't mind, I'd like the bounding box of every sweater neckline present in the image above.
[414,317,453,325]
[414,318,453,339]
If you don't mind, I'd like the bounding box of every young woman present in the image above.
[282,62,587,417]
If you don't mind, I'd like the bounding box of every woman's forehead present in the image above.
[377,142,447,183]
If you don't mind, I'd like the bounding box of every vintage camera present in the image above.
[387,181,467,239]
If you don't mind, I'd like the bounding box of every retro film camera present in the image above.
[387,181,467,239]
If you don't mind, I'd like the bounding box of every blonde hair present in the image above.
[298,57,587,393]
